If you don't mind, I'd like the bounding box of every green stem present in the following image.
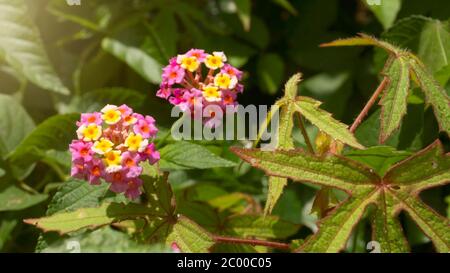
[296,113,315,154]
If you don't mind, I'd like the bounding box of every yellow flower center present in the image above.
[214,73,232,89]
[104,150,122,167]
[180,56,200,72]
[102,109,121,125]
[202,86,222,102]
[205,55,223,70]
[82,124,102,141]
[93,138,113,154]
[125,133,144,152]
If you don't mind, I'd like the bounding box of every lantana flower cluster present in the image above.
[69,104,160,199]
[156,49,243,125]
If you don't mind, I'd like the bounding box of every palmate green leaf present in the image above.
[0,185,48,212]
[259,74,362,214]
[0,0,69,95]
[7,114,79,180]
[371,192,409,253]
[379,56,410,143]
[383,141,450,192]
[324,33,450,140]
[294,97,364,149]
[224,214,299,239]
[232,140,450,252]
[0,94,35,157]
[159,141,236,170]
[102,38,162,84]
[231,147,378,193]
[409,58,450,136]
[24,202,159,234]
[166,216,215,253]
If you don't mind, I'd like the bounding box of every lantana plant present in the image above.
[156,49,243,126]
[23,42,449,254]
[70,104,160,199]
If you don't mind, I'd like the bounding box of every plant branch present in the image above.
[350,76,389,133]
[213,235,291,250]
[296,113,315,154]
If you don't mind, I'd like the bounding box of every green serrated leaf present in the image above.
[283,73,301,99]
[321,33,402,55]
[371,193,409,253]
[300,188,379,253]
[384,142,450,193]
[166,216,215,253]
[266,177,288,215]
[232,140,450,253]
[294,97,364,149]
[102,38,162,84]
[0,0,69,94]
[409,58,450,136]
[379,57,411,143]
[46,179,110,216]
[344,146,411,176]
[25,202,159,234]
[264,92,296,214]
[231,147,379,192]
[391,190,449,252]
[159,141,236,170]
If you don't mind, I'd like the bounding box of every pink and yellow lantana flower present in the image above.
[156,49,244,125]
[70,104,160,199]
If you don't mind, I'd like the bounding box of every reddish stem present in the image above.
[296,113,315,154]
[350,76,389,133]
[213,235,291,250]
